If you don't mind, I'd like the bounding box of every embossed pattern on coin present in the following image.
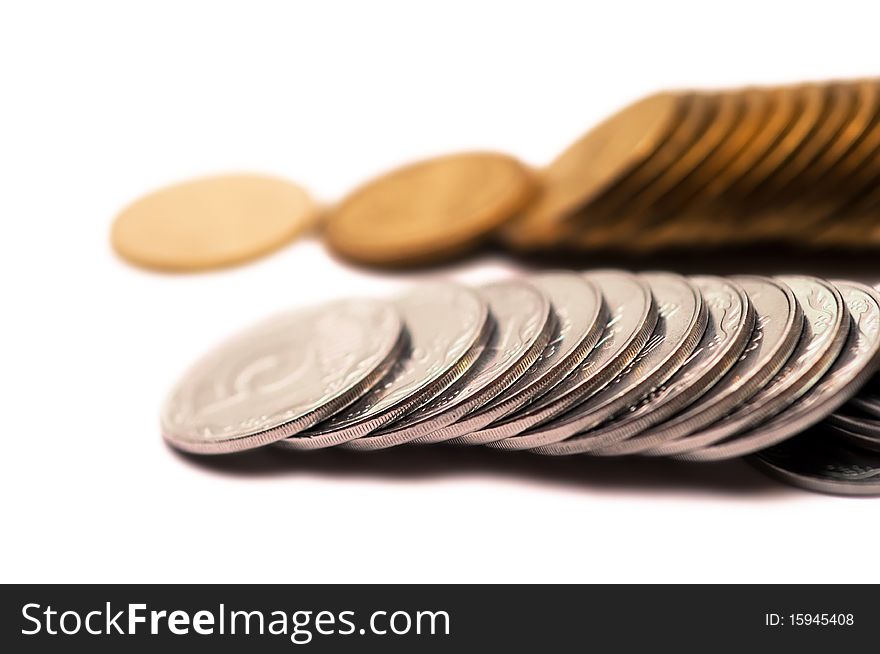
[163,268,880,497]
[345,280,553,449]
[161,299,403,454]
[437,272,606,445]
[278,283,490,450]
[682,280,880,461]
[656,276,848,458]
[540,276,754,456]
[461,270,657,444]
[617,276,802,456]
[493,272,707,452]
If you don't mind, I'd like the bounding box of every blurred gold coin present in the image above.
[502,92,684,248]
[748,82,854,239]
[324,152,535,266]
[632,89,774,250]
[583,93,722,249]
[725,84,826,244]
[111,174,317,271]
[751,84,839,205]
[783,79,880,239]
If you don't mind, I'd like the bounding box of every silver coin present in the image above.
[681,280,880,461]
[161,299,404,454]
[493,272,708,452]
[455,270,657,444]
[848,395,880,419]
[430,272,607,445]
[615,276,803,456]
[277,282,490,450]
[655,276,848,458]
[539,276,754,456]
[826,412,880,452]
[342,280,553,450]
[752,427,880,496]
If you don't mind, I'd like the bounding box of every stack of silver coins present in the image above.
[161,271,880,496]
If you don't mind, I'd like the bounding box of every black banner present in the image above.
[1,584,876,651]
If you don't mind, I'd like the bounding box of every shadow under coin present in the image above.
[169,441,793,499]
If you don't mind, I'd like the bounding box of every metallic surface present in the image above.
[654,276,848,458]
[278,283,490,450]
[682,280,880,461]
[626,276,802,455]
[752,427,880,496]
[462,270,657,444]
[345,280,553,450]
[539,276,754,456]
[492,272,708,451]
[432,272,607,445]
[162,298,403,454]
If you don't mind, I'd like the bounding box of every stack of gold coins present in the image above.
[111,78,880,272]
[503,78,880,254]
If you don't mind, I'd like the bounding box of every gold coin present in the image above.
[635,88,774,249]
[754,83,847,205]
[501,92,684,248]
[324,152,535,266]
[812,81,880,212]
[811,156,880,246]
[747,82,856,239]
[627,93,735,217]
[690,86,801,246]
[571,93,714,249]
[735,84,825,203]
[780,79,880,241]
[627,92,745,252]
[723,84,827,244]
[604,92,749,251]
[111,174,317,271]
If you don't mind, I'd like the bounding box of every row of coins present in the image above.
[162,271,880,496]
[112,78,880,272]
[503,78,880,254]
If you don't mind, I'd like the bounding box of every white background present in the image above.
[2,1,879,583]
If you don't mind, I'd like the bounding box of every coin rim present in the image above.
[161,299,405,454]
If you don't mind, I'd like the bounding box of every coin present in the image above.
[570,94,713,248]
[632,88,774,250]
[459,270,657,444]
[702,87,802,245]
[654,276,848,458]
[342,280,553,450]
[680,280,880,461]
[614,92,742,251]
[600,276,802,456]
[748,83,854,239]
[850,396,880,418]
[731,84,823,204]
[726,85,827,244]
[749,84,838,204]
[112,174,318,271]
[826,411,880,452]
[161,298,403,454]
[501,93,685,249]
[277,283,490,450]
[491,272,707,452]
[751,427,880,496]
[429,272,607,445]
[538,276,754,456]
[324,152,535,266]
[622,94,732,219]
[787,80,880,241]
